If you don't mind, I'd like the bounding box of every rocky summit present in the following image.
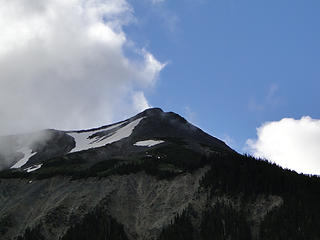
[0,108,319,240]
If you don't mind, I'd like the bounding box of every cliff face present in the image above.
[0,108,319,240]
[0,168,284,240]
[0,168,206,240]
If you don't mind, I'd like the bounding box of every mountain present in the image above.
[0,108,319,240]
[0,108,231,172]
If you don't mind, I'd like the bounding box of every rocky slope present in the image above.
[0,108,231,172]
[0,108,319,240]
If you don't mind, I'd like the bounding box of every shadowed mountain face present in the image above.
[0,108,319,240]
[0,130,75,171]
[0,108,232,172]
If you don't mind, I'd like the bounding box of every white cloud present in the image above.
[132,91,151,112]
[246,117,320,175]
[0,0,165,135]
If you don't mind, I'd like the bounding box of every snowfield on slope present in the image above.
[10,147,37,169]
[68,118,144,153]
[134,140,164,147]
[25,164,43,172]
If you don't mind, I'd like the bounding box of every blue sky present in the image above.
[126,0,320,152]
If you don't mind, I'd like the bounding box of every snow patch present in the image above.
[10,148,37,169]
[68,118,144,153]
[25,164,43,173]
[104,118,144,144]
[67,122,124,153]
[134,140,164,147]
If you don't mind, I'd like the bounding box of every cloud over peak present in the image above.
[246,116,320,175]
[0,0,164,135]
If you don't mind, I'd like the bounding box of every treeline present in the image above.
[200,152,320,239]
[200,202,251,240]
[16,225,44,240]
[260,197,319,239]
[0,215,13,236]
[156,151,320,240]
[158,208,194,240]
[158,203,251,240]
[61,208,128,240]
[15,209,128,240]
[200,153,320,197]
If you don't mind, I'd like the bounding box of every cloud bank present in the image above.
[0,0,165,135]
[246,117,320,175]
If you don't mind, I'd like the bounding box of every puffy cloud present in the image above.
[0,0,165,135]
[246,117,320,175]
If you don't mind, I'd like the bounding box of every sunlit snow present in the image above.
[68,118,144,153]
[134,140,164,147]
[10,147,37,169]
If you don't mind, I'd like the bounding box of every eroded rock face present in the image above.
[0,167,286,240]
[0,168,208,240]
[106,168,209,240]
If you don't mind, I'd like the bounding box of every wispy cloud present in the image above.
[150,0,166,4]
[267,83,279,99]
[247,83,281,112]
[132,91,151,112]
[183,106,197,124]
[220,134,236,148]
[266,83,281,105]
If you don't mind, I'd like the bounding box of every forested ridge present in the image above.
[158,152,320,240]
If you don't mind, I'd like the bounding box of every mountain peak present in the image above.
[0,108,232,171]
[134,108,189,125]
[136,107,164,117]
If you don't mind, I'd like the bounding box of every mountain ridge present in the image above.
[0,108,232,172]
[0,108,319,240]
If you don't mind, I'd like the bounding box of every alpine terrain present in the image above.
[0,108,319,240]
